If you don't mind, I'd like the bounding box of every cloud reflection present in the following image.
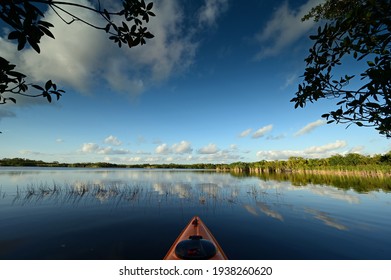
[306,208,348,231]
[244,204,259,216]
[256,202,284,222]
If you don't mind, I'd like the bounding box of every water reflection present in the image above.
[1,168,390,259]
[244,205,259,216]
[256,202,284,222]
[251,171,391,193]
[1,169,389,211]
[306,208,348,231]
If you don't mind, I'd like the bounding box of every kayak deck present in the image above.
[164,216,227,260]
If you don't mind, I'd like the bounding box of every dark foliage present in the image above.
[291,0,391,137]
[0,0,155,105]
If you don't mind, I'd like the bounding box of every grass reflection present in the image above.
[238,172,391,193]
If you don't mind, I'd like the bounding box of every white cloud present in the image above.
[266,134,286,140]
[282,73,299,89]
[305,140,347,154]
[197,151,242,163]
[104,135,122,146]
[256,140,347,160]
[81,142,130,155]
[81,143,100,153]
[172,141,193,154]
[155,141,193,154]
[198,0,229,27]
[294,119,326,136]
[348,146,365,154]
[0,0,198,99]
[198,143,219,154]
[97,147,130,155]
[19,150,47,156]
[252,124,273,138]
[155,143,170,154]
[239,128,252,138]
[230,144,238,150]
[255,0,323,59]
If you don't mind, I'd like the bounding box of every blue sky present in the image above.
[0,0,389,164]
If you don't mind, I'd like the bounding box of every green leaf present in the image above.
[43,92,52,103]
[27,37,40,53]
[8,97,16,104]
[103,9,110,20]
[17,36,27,51]
[8,31,20,40]
[122,22,129,32]
[45,80,52,91]
[8,71,26,79]
[38,21,54,28]
[143,32,154,39]
[39,26,55,39]
[105,23,111,33]
[336,100,346,105]
[32,84,44,91]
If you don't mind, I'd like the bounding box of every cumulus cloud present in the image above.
[0,0,198,99]
[239,128,252,138]
[255,0,323,59]
[252,124,273,138]
[198,143,219,154]
[172,141,193,154]
[294,119,326,136]
[81,142,130,155]
[104,135,122,146]
[155,141,193,154]
[348,146,365,154]
[305,140,346,154]
[256,140,347,160]
[198,0,229,27]
[155,143,170,154]
[81,143,100,153]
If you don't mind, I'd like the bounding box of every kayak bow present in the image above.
[164,216,227,260]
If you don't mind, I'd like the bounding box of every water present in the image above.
[0,167,390,260]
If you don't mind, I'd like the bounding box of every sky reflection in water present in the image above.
[0,167,390,260]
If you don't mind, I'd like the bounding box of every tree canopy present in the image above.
[0,0,155,105]
[291,0,391,137]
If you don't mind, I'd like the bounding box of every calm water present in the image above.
[0,167,390,260]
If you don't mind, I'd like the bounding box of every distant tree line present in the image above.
[1,152,391,174]
[0,158,216,169]
[216,152,391,174]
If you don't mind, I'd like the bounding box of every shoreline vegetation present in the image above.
[1,152,391,177]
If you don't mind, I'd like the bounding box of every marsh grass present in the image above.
[8,182,146,206]
[7,181,248,209]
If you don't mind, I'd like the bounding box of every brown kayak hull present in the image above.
[164,216,228,260]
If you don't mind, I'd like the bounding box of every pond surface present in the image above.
[0,167,390,260]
